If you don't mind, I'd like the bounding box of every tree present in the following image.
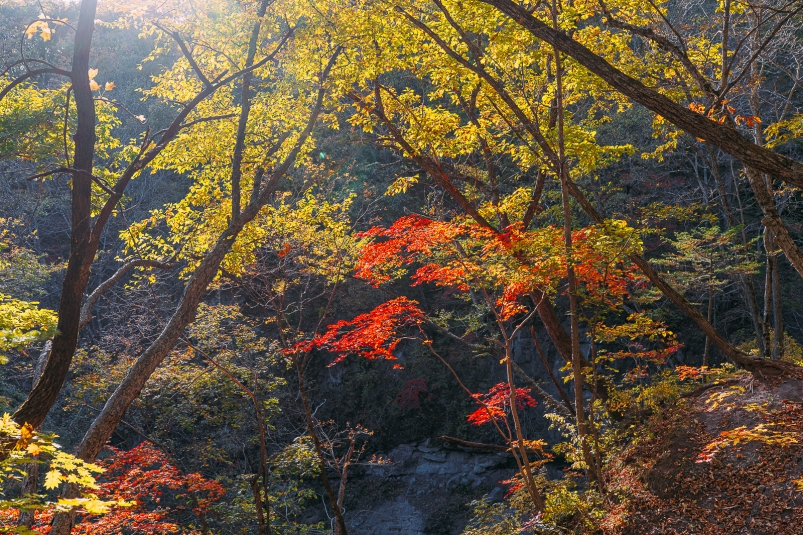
[0,1,346,532]
[301,210,679,509]
[0,0,295,430]
[655,225,760,365]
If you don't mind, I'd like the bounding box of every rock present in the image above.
[349,497,426,535]
[446,474,462,490]
[346,442,526,534]
[417,439,441,453]
[423,451,447,462]
[389,444,415,465]
[488,486,505,503]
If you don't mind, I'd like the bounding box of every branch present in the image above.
[510,358,573,417]
[599,1,717,100]
[438,435,541,454]
[79,259,175,329]
[396,6,562,173]
[151,113,237,139]
[723,3,803,95]
[0,67,71,101]
[477,0,803,189]
[0,58,67,78]
[349,85,496,231]
[152,22,212,88]
[253,46,341,207]
[26,166,115,196]
[522,168,547,229]
[25,167,71,181]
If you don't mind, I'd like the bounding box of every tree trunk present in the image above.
[13,0,98,429]
[553,21,598,484]
[478,0,803,189]
[563,180,801,377]
[704,284,714,367]
[741,274,767,359]
[771,247,784,360]
[47,55,337,533]
[743,168,803,279]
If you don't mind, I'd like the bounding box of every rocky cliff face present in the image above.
[346,440,515,535]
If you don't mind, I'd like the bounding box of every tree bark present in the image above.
[744,167,803,279]
[552,27,598,484]
[703,284,714,367]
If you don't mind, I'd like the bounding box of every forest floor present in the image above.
[607,374,803,535]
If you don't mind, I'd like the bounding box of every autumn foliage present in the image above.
[288,296,426,367]
[466,383,537,426]
[67,443,224,535]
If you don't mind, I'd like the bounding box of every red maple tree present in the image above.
[62,443,223,535]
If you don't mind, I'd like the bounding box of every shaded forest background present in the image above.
[1,0,802,533]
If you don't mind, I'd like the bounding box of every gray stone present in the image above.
[345,437,549,534]
[417,440,440,453]
[488,486,505,503]
[349,497,425,535]
[389,444,415,464]
[423,451,447,463]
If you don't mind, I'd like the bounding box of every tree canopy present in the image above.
[1,0,802,533]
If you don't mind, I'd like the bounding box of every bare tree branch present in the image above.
[79,259,176,329]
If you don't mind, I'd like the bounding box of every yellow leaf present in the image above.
[104,81,115,91]
[20,423,34,441]
[89,80,100,91]
[88,68,98,80]
[25,22,41,39]
[44,469,63,490]
[26,443,42,456]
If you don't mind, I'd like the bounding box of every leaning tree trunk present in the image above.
[477,0,803,189]
[48,52,338,535]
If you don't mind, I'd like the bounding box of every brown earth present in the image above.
[610,376,803,535]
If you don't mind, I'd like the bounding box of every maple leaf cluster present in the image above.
[571,227,640,305]
[356,216,557,320]
[68,443,225,535]
[286,296,426,367]
[354,215,478,287]
[354,215,646,322]
[467,382,537,426]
